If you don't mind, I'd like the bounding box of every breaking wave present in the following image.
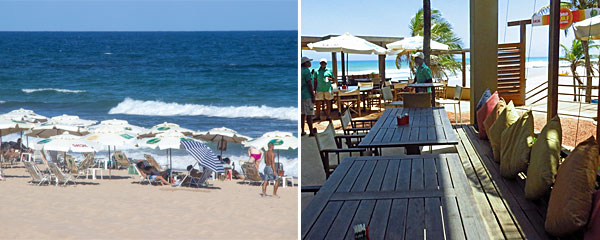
[22,88,86,94]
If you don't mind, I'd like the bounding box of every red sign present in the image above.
[560,8,573,29]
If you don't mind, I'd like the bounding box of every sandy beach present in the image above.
[0,164,298,239]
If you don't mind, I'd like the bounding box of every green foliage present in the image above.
[396,8,463,80]
[560,39,600,83]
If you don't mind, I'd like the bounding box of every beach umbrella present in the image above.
[193,127,251,157]
[139,130,198,181]
[0,108,47,123]
[181,140,224,173]
[88,119,148,135]
[386,36,449,52]
[138,122,194,138]
[26,122,89,138]
[244,131,297,177]
[48,114,97,127]
[0,120,35,154]
[85,126,137,178]
[34,132,99,153]
[307,32,387,54]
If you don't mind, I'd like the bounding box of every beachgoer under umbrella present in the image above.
[301,56,316,136]
[247,146,263,171]
[313,58,334,120]
[412,52,433,92]
[136,161,170,185]
[261,142,280,197]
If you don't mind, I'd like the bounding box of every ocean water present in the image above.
[0,31,298,177]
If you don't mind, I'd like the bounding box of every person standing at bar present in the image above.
[301,56,316,136]
[413,52,433,92]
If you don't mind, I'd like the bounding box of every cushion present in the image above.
[500,109,534,178]
[585,190,600,240]
[483,98,506,135]
[473,89,491,131]
[476,91,499,139]
[546,136,599,237]
[488,101,520,162]
[524,116,562,200]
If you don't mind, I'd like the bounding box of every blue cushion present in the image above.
[473,89,491,130]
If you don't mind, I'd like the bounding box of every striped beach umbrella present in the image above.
[181,140,224,173]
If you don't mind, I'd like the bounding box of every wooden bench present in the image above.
[454,124,574,239]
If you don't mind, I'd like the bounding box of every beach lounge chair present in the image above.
[76,153,96,179]
[174,165,213,188]
[112,151,130,169]
[47,162,76,187]
[133,163,162,185]
[144,154,165,171]
[23,161,51,186]
[241,162,263,184]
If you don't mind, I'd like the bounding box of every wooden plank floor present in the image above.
[454,124,555,240]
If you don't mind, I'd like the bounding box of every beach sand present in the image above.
[0,165,297,239]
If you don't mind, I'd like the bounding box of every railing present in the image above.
[524,75,599,105]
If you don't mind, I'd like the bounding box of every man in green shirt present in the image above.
[301,56,316,136]
[413,52,433,92]
[313,58,334,120]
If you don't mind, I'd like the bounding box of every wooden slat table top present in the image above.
[301,154,488,239]
[358,107,459,148]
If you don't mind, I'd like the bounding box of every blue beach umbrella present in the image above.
[181,140,224,174]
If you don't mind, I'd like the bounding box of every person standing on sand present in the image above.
[261,142,280,197]
[247,146,263,171]
[412,52,433,93]
[313,58,334,120]
[301,56,316,136]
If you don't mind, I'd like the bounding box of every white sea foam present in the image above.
[108,98,297,121]
[0,101,5,104]
[22,88,86,94]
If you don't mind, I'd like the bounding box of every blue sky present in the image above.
[0,0,297,31]
[302,0,586,60]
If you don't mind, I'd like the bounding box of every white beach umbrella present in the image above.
[139,130,199,180]
[34,132,99,153]
[138,122,194,138]
[0,108,47,123]
[85,127,137,147]
[26,123,89,138]
[386,36,449,52]
[574,15,600,40]
[89,119,148,135]
[193,127,251,157]
[307,32,387,55]
[48,114,97,127]
[244,131,297,176]
[0,120,34,137]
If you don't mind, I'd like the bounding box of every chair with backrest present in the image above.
[133,162,162,185]
[336,87,362,117]
[24,161,51,186]
[315,120,369,179]
[76,152,97,179]
[144,154,165,171]
[401,92,432,108]
[393,83,409,101]
[339,109,375,136]
[435,85,463,123]
[64,154,78,175]
[381,86,404,109]
[47,162,76,187]
[241,162,263,184]
[174,164,213,188]
[113,151,130,169]
[434,79,448,99]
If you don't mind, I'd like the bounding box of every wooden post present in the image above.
[332,52,338,84]
[519,22,527,105]
[341,51,346,84]
[378,54,386,85]
[584,41,593,102]
[424,0,431,66]
[462,51,466,87]
[469,0,498,123]
[548,0,560,122]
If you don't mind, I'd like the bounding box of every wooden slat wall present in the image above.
[498,43,525,105]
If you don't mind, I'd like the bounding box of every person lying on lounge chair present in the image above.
[223,158,244,180]
[3,148,20,164]
[136,161,170,185]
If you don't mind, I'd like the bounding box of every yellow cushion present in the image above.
[545,136,599,236]
[500,110,534,178]
[483,98,506,134]
[488,101,519,162]
[524,116,562,200]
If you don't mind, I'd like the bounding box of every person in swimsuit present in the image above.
[247,146,263,170]
[261,142,280,198]
[136,161,170,185]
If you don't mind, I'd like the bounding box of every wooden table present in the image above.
[301,154,488,239]
[407,82,444,106]
[358,107,458,154]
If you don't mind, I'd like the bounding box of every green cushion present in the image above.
[488,101,519,162]
[524,116,562,200]
[500,109,534,178]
